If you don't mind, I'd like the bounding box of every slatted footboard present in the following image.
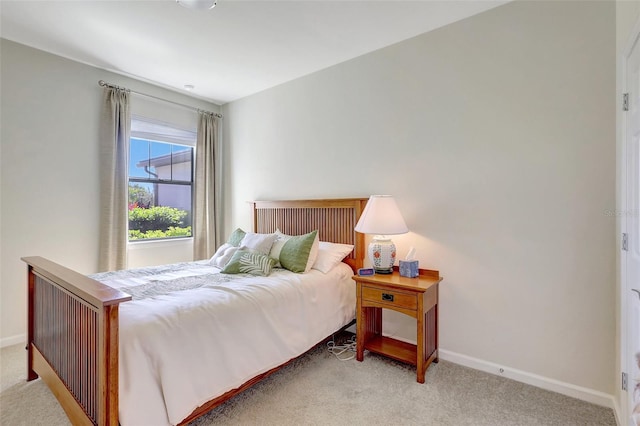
[23,256,131,426]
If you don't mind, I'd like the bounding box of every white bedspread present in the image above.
[91,262,355,425]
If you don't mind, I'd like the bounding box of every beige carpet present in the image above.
[0,338,616,426]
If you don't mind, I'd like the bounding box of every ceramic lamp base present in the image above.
[368,236,397,274]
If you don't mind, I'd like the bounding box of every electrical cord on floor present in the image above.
[327,334,357,361]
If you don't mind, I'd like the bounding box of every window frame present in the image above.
[128,116,197,243]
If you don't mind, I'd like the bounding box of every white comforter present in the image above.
[93,262,355,425]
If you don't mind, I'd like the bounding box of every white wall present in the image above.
[223,0,616,399]
[0,40,220,346]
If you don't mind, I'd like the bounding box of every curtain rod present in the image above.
[98,80,223,119]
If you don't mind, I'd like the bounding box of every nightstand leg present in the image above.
[356,284,364,362]
[417,303,425,383]
[356,320,364,362]
[433,303,439,363]
[356,306,382,362]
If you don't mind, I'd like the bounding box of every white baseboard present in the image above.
[612,397,622,426]
[0,334,25,349]
[439,349,617,411]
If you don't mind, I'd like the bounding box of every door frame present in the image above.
[620,15,640,426]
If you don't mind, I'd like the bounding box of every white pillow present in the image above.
[312,241,354,274]
[239,232,278,255]
[269,231,288,267]
[208,243,239,269]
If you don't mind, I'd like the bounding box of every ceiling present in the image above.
[0,0,507,105]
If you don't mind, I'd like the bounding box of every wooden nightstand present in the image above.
[353,267,442,383]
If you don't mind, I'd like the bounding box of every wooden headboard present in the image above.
[250,198,367,272]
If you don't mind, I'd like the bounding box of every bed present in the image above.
[22,198,367,425]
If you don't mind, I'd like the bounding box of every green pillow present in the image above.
[220,249,276,276]
[279,230,318,273]
[227,228,246,246]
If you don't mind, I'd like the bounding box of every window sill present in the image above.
[128,237,193,249]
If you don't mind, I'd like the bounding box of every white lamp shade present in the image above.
[355,195,409,236]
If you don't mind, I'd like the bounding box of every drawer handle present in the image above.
[382,293,394,302]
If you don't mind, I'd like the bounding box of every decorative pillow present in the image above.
[278,230,319,273]
[208,243,239,269]
[239,232,278,255]
[220,249,276,276]
[312,241,354,274]
[227,228,246,247]
[268,230,288,266]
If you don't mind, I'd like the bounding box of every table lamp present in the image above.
[355,195,409,274]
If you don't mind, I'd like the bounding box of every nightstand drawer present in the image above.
[362,286,417,310]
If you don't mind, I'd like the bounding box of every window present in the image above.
[128,117,196,241]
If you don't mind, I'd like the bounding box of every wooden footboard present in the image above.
[23,256,131,426]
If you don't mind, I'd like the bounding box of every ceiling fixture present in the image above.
[184,84,195,91]
[176,0,217,10]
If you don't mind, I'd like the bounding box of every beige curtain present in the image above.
[98,87,130,271]
[193,112,221,260]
